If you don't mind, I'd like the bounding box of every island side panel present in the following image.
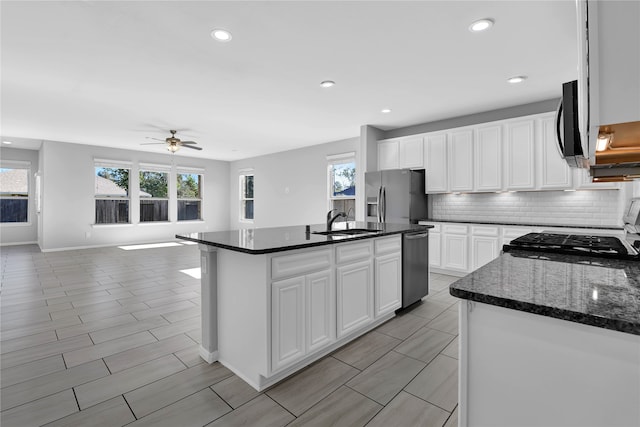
[217,248,269,389]
[461,300,640,427]
[198,244,218,363]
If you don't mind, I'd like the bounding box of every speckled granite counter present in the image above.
[450,250,640,336]
[420,219,623,230]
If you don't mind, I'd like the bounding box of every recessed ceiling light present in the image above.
[507,75,527,84]
[320,80,335,88]
[381,108,392,114]
[469,18,494,32]
[211,29,232,42]
[2,140,13,145]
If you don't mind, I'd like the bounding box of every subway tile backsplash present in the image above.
[431,190,623,227]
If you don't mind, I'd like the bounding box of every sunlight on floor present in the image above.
[180,267,201,279]
[118,242,184,250]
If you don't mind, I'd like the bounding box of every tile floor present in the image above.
[0,243,461,427]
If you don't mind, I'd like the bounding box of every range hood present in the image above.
[589,120,640,181]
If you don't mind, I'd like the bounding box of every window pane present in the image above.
[95,168,129,197]
[140,200,168,222]
[331,162,355,197]
[0,168,28,195]
[139,171,168,198]
[95,200,129,224]
[244,175,254,199]
[178,200,201,221]
[1,199,28,222]
[177,174,201,199]
[243,200,254,220]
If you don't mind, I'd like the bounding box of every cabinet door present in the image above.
[443,233,468,272]
[374,252,401,318]
[271,276,305,371]
[429,232,442,268]
[475,125,502,191]
[449,129,474,192]
[336,260,373,338]
[505,119,535,190]
[538,115,573,189]
[425,133,448,193]
[306,270,334,353]
[399,136,424,169]
[378,140,399,170]
[471,236,499,270]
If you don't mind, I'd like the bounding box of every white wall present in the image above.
[0,147,39,245]
[39,140,229,251]
[228,137,359,229]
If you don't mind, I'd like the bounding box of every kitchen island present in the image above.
[177,222,430,391]
[450,250,640,427]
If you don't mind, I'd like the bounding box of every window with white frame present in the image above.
[139,164,170,222]
[327,153,356,219]
[239,171,254,222]
[95,160,131,224]
[177,168,203,221]
[0,160,30,223]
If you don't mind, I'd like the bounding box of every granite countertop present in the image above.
[176,222,431,255]
[419,219,623,231]
[450,250,640,336]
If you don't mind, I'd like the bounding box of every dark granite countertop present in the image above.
[419,219,623,231]
[176,222,431,255]
[450,250,640,336]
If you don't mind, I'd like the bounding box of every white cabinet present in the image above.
[470,226,500,270]
[448,129,474,192]
[271,276,306,371]
[305,270,334,353]
[337,260,373,338]
[425,133,448,193]
[504,119,536,190]
[501,226,535,247]
[374,236,402,318]
[474,125,502,192]
[442,224,469,272]
[537,114,573,190]
[574,168,621,190]
[399,136,424,169]
[378,140,399,170]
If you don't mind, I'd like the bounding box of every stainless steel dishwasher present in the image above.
[401,230,430,308]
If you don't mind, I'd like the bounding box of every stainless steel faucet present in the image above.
[326,209,347,231]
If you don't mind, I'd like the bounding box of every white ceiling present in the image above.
[1,1,577,161]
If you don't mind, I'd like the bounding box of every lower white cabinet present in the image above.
[471,226,500,270]
[429,231,442,268]
[306,270,335,353]
[374,252,401,318]
[443,225,469,272]
[337,260,374,338]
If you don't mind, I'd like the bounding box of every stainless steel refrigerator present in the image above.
[365,169,428,224]
[365,169,429,308]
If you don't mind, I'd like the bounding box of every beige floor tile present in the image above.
[0,389,78,427]
[75,354,185,409]
[376,312,429,340]
[366,390,450,427]
[143,291,200,308]
[211,375,262,409]
[408,299,451,320]
[1,359,109,410]
[266,356,359,416]
[89,315,169,344]
[50,300,124,320]
[1,334,93,369]
[174,344,205,368]
[444,405,458,427]
[78,302,149,323]
[332,330,401,370]
[43,396,135,427]
[56,313,138,339]
[103,333,197,373]
[442,336,459,359]
[0,299,46,314]
[149,315,201,340]
[0,355,66,388]
[0,330,58,354]
[131,299,196,320]
[404,355,458,412]
[162,306,200,323]
[0,311,53,330]
[394,326,455,364]
[0,315,82,342]
[427,309,459,335]
[125,361,232,418]
[207,394,294,427]
[346,351,426,405]
[63,331,158,368]
[288,385,381,427]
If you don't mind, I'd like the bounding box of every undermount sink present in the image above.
[312,228,382,236]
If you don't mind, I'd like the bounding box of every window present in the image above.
[95,165,130,224]
[240,172,254,222]
[139,169,169,222]
[0,162,30,223]
[177,172,202,221]
[328,153,356,218]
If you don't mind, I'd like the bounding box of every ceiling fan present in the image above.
[142,130,202,152]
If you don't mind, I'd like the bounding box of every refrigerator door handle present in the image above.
[377,186,383,222]
[381,186,386,223]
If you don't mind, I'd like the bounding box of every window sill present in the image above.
[1,221,33,227]
[92,223,134,228]
[177,220,204,224]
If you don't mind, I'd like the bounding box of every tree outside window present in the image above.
[240,174,254,221]
[95,167,130,224]
[329,160,356,218]
[177,173,202,221]
[139,170,169,222]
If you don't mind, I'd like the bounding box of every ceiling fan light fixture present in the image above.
[211,28,232,42]
[167,143,180,153]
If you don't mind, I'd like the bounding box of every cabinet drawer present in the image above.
[374,235,402,255]
[336,241,373,264]
[271,249,332,280]
[443,224,468,234]
[471,226,499,237]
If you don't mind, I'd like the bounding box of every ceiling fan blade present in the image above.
[140,142,167,145]
[145,137,165,141]
[180,141,198,145]
[182,145,203,150]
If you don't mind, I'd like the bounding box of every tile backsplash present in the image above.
[431,190,624,227]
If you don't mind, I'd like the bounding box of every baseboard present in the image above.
[0,240,38,247]
[199,346,219,364]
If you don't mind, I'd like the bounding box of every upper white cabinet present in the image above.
[474,125,503,192]
[504,119,536,190]
[378,140,399,170]
[425,133,448,193]
[448,129,474,192]
[378,136,424,170]
[538,114,573,190]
